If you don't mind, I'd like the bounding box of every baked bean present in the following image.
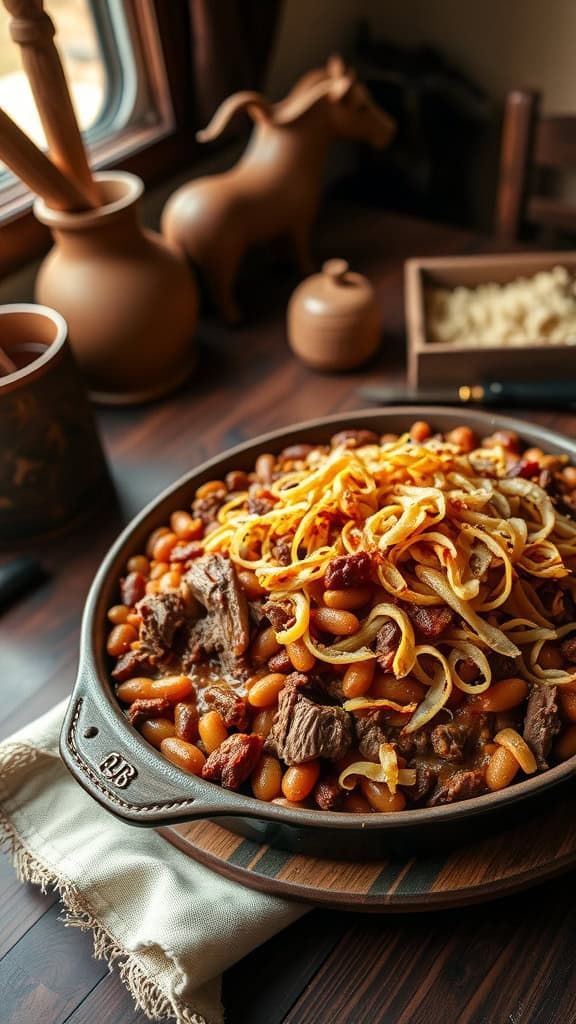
[170,510,203,540]
[559,688,576,723]
[146,527,170,558]
[140,717,176,748]
[539,643,563,670]
[127,612,142,628]
[323,587,372,610]
[251,625,281,664]
[116,675,192,704]
[151,676,194,702]
[198,711,228,753]
[562,466,576,489]
[343,661,375,699]
[251,755,283,801]
[554,724,576,761]
[312,607,360,635]
[540,454,568,472]
[286,638,315,672]
[371,673,426,704]
[245,671,267,691]
[159,570,182,592]
[470,677,528,713]
[225,469,250,492]
[196,479,226,500]
[523,447,544,464]
[237,569,266,599]
[282,761,320,802]
[360,779,406,812]
[174,701,199,742]
[153,531,178,563]
[107,623,137,657]
[345,791,372,813]
[127,554,150,576]
[160,737,206,774]
[251,707,277,739]
[255,453,275,484]
[445,426,477,452]
[117,677,155,702]
[150,560,170,580]
[107,604,129,625]
[145,580,161,595]
[410,420,432,442]
[248,673,287,708]
[486,746,519,791]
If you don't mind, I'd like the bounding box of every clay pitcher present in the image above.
[34,171,198,404]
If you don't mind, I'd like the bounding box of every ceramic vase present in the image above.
[35,171,199,404]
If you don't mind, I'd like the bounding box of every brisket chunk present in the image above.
[402,602,454,641]
[312,674,346,704]
[330,429,379,449]
[111,649,153,682]
[184,554,250,676]
[263,601,293,632]
[272,536,294,566]
[268,648,292,673]
[137,592,187,662]
[354,712,391,762]
[523,684,561,769]
[120,571,146,607]
[324,552,372,590]
[127,697,171,727]
[201,733,263,790]
[430,721,468,763]
[170,541,203,564]
[375,620,401,672]
[203,683,249,730]
[192,488,227,526]
[247,495,275,516]
[427,767,486,806]
[403,764,437,804]
[266,680,353,764]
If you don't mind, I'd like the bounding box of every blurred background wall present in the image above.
[265,0,576,230]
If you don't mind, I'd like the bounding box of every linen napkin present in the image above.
[0,700,308,1024]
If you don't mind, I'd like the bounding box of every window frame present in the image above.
[0,0,198,276]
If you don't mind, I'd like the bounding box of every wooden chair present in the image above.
[495,88,576,242]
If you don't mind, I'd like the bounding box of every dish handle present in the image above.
[59,685,239,825]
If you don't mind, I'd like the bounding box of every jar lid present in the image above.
[292,259,376,320]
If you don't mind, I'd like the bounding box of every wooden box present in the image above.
[405,251,576,389]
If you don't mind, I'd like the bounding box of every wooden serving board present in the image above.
[159,791,576,912]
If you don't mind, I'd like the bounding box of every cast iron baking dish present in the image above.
[60,408,576,859]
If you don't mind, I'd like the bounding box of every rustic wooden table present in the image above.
[1,207,575,1024]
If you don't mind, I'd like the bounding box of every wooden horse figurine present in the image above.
[162,56,395,322]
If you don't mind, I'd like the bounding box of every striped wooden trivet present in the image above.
[159,792,576,912]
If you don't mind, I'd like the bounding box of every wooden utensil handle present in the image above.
[5,0,100,207]
[0,107,93,210]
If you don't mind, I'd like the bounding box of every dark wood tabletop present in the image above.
[1,205,576,1024]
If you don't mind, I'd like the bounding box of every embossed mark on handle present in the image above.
[99,752,138,789]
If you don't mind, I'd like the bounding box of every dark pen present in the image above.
[358,380,576,409]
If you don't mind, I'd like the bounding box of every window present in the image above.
[0,1,109,150]
[0,0,190,269]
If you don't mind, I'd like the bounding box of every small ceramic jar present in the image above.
[287,259,381,371]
